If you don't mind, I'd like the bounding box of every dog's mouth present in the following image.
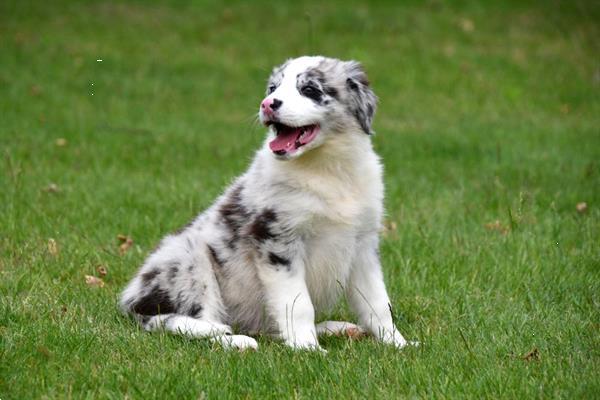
[268,122,320,156]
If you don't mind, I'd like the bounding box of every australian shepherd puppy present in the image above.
[119,56,417,351]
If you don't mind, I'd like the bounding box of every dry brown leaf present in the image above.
[459,18,475,32]
[576,202,588,214]
[382,220,398,237]
[30,85,43,96]
[117,234,133,255]
[55,138,68,147]
[43,183,60,193]
[485,220,509,234]
[85,275,105,288]
[47,238,58,257]
[97,265,108,277]
[443,43,456,57]
[522,347,540,362]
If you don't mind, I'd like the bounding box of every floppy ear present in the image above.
[344,61,378,134]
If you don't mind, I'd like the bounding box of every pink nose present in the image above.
[261,98,274,111]
[260,98,282,115]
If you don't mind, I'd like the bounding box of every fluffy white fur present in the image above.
[119,56,416,351]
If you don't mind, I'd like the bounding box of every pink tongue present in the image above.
[269,127,301,152]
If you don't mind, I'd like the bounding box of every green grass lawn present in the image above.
[1,0,599,398]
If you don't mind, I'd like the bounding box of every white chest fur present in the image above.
[251,137,385,314]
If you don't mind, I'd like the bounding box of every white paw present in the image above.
[286,341,327,353]
[285,335,326,353]
[377,329,418,349]
[391,336,420,349]
[207,322,233,335]
[217,335,258,351]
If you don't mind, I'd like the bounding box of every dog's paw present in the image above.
[285,336,326,353]
[215,334,258,351]
[286,341,327,353]
[390,337,420,349]
[376,329,419,350]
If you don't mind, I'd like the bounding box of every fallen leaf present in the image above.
[522,347,540,362]
[97,265,108,277]
[55,138,68,147]
[559,104,570,114]
[42,183,60,193]
[117,234,133,255]
[30,85,43,96]
[443,43,456,57]
[382,220,398,237]
[485,220,509,234]
[576,202,588,214]
[47,238,58,257]
[85,275,105,288]
[459,18,475,33]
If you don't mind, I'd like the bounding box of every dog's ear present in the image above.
[344,61,377,135]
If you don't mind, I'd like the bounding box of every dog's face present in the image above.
[259,56,377,160]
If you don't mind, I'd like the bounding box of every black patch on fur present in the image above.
[344,62,377,135]
[207,244,225,268]
[300,84,323,103]
[324,85,338,99]
[188,264,195,272]
[249,208,278,242]
[346,78,359,91]
[132,286,175,315]
[297,67,339,104]
[219,185,250,249]
[141,268,160,284]
[268,252,291,268]
[189,303,203,317]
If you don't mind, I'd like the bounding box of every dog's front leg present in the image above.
[257,257,321,351]
[347,235,414,349]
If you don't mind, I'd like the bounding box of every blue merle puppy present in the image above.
[119,56,417,351]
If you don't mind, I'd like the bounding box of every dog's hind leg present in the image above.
[143,314,258,350]
[316,321,365,338]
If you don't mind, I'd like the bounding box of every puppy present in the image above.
[119,56,415,351]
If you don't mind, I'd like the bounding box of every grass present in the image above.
[1,0,599,398]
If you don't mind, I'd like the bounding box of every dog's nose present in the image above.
[270,98,282,110]
[261,98,283,113]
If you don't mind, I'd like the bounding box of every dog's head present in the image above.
[259,56,377,160]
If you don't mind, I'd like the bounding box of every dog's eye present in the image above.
[267,85,277,94]
[301,85,322,101]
